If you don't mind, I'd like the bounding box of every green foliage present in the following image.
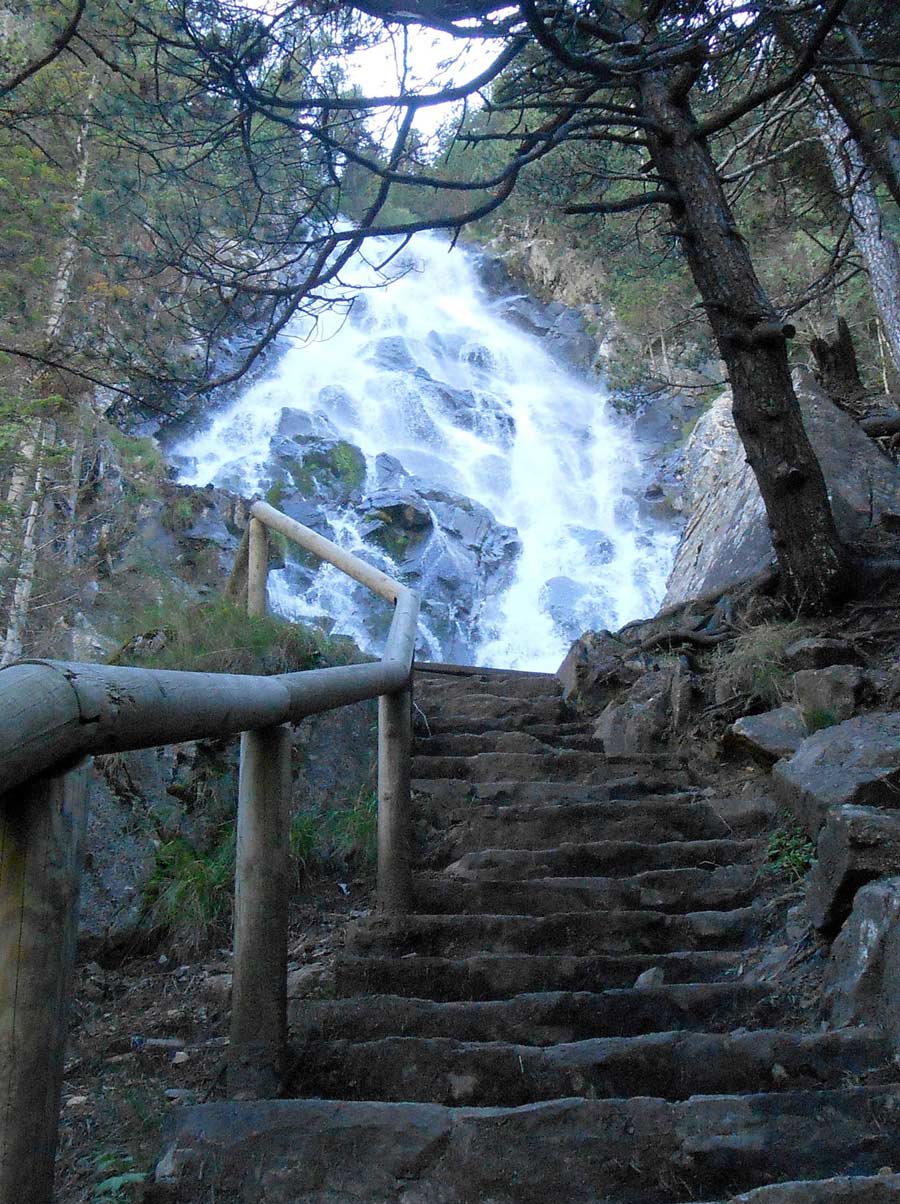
[265,480,286,508]
[143,788,378,953]
[805,707,838,733]
[91,1153,146,1203]
[766,823,816,882]
[107,429,164,476]
[142,827,236,955]
[114,596,357,676]
[328,788,378,865]
[290,811,322,874]
[289,788,379,878]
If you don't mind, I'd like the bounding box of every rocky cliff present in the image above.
[664,369,900,607]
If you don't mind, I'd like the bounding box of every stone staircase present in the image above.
[155,665,900,1203]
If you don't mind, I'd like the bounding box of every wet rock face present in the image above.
[261,430,522,660]
[269,436,367,506]
[664,369,900,606]
[372,474,522,661]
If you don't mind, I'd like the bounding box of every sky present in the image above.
[343,25,499,141]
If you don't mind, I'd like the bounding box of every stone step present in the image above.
[706,1176,900,1203]
[443,837,759,881]
[333,948,746,1000]
[415,731,604,756]
[292,1028,889,1108]
[346,908,764,958]
[432,796,772,858]
[412,777,694,809]
[414,864,759,915]
[415,691,566,730]
[414,669,562,701]
[411,749,612,783]
[156,1086,900,1203]
[290,984,778,1045]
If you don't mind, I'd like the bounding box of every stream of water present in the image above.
[174,234,677,670]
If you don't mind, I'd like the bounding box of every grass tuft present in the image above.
[113,596,360,676]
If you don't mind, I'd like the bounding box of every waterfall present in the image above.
[174,233,678,670]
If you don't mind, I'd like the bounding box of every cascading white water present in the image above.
[174,233,677,670]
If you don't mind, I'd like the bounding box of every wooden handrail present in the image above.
[0,500,419,1200]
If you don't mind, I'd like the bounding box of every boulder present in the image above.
[360,490,434,560]
[376,376,445,447]
[725,706,809,766]
[567,526,616,566]
[316,385,359,427]
[784,637,864,672]
[364,334,419,371]
[556,629,636,708]
[825,877,900,1040]
[275,408,338,441]
[773,713,900,836]
[594,669,673,756]
[808,806,900,933]
[664,369,900,606]
[415,377,516,447]
[793,665,868,728]
[268,436,367,505]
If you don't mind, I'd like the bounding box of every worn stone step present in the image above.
[347,908,764,958]
[156,1087,900,1203]
[412,777,694,809]
[411,749,613,783]
[433,796,773,858]
[414,669,562,701]
[290,984,778,1045]
[415,731,604,757]
[415,691,566,730]
[293,1028,890,1108]
[443,838,759,881]
[334,948,745,1000]
[706,1176,900,1203]
[414,864,759,915]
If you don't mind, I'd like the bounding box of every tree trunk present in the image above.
[774,15,900,209]
[810,316,866,411]
[817,101,900,377]
[639,71,850,614]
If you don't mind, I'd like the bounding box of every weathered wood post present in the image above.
[247,516,268,618]
[377,683,413,913]
[229,724,291,1099]
[0,761,89,1204]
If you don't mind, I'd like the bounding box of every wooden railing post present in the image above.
[228,724,291,1100]
[0,761,89,1204]
[247,515,268,617]
[377,683,413,913]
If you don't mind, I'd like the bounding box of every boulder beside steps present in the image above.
[152,665,900,1203]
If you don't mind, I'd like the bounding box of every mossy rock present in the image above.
[270,436,366,503]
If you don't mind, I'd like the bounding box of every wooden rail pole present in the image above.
[377,684,413,913]
[247,516,268,617]
[229,725,291,1099]
[0,761,89,1204]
